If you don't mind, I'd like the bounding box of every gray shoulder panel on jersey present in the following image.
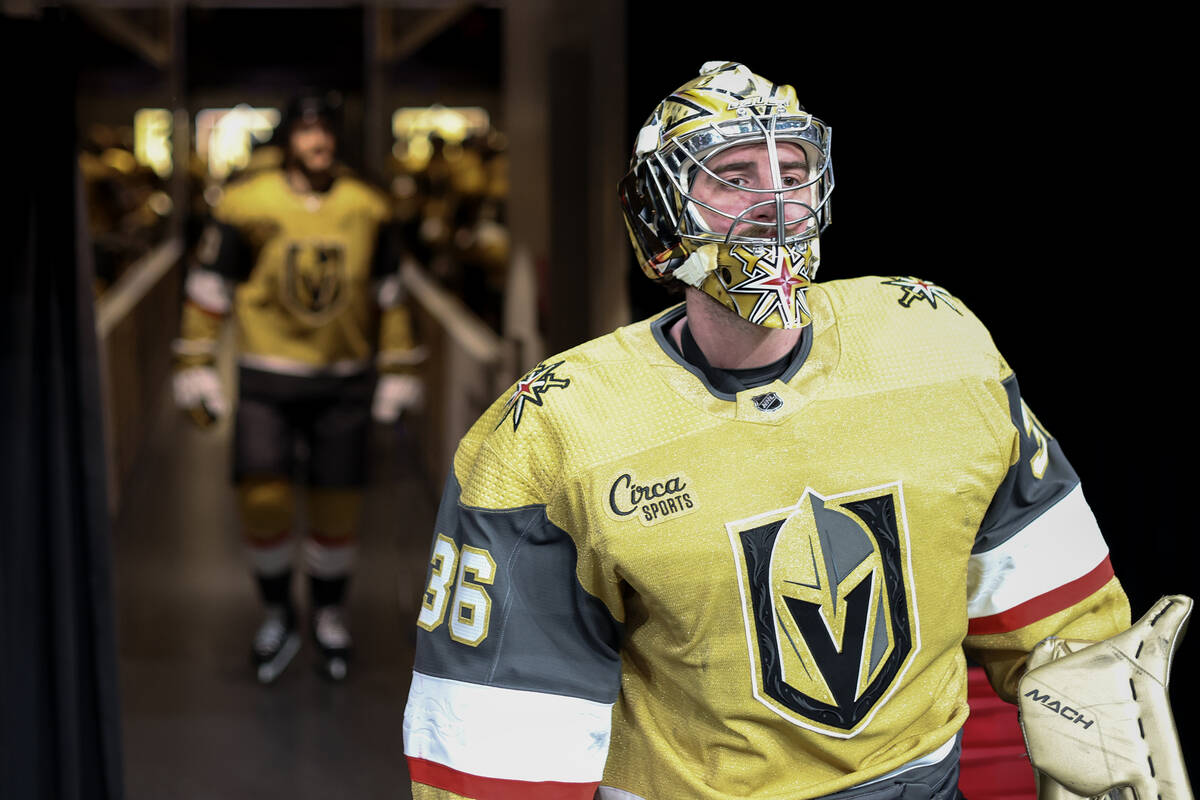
[973,373,1081,554]
[413,473,624,704]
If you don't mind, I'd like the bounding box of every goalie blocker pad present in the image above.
[1018,594,1193,800]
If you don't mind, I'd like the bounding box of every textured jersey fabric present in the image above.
[403,276,1130,800]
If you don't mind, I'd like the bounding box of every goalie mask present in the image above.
[620,62,833,329]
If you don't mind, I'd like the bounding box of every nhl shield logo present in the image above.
[726,483,919,738]
[752,392,783,412]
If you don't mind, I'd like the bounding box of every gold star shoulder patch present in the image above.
[881,276,962,315]
[496,361,572,432]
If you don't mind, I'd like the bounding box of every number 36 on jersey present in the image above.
[417,534,497,647]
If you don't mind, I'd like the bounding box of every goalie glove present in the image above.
[372,373,423,423]
[1018,594,1193,800]
[172,365,228,428]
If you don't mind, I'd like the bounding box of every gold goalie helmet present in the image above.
[620,61,833,329]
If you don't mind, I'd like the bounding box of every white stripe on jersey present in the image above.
[967,483,1108,619]
[857,734,957,786]
[185,267,233,314]
[374,272,406,308]
[598,788,646,800]
[403,671,612,783]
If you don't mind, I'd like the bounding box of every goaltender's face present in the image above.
[288,117,337,175]
[689,141,814,240]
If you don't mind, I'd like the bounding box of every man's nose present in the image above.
[747,197,778,221]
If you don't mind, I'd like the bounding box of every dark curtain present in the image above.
[1,11,125,800]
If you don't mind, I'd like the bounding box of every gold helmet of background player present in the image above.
[619,62,833,329]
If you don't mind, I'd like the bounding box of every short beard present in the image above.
[287,155,334,193]
[683,286,775,338]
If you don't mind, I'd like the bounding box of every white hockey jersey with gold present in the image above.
[403,276,1130,800]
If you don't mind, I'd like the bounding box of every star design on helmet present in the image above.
[663,67,755,135]
[496,361,571,432]
[728,244,814,327]
[880,277,962,314]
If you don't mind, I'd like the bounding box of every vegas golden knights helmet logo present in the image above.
[282,240,347,325]
[727,484,919,738]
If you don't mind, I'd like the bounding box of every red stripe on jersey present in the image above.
[408,757,600,800]
[967,556,1114,636]
[185,298,227,318]
[245,529,292,548]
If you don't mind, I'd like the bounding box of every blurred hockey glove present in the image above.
[173,365,228,428]
[1018,594,1193,800]
[372,373,423,423]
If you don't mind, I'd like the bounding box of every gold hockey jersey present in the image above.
[402,276,1130,800]
[175,168,420,376]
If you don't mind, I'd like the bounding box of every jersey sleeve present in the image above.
[172,217,251,368]
[964,372,1131,701]
[371,221,426,374]
[403,426,624,799]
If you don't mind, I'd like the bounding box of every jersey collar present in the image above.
[633,292,840,424]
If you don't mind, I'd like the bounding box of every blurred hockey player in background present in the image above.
[173,93,424,683]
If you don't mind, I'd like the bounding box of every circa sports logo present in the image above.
[605,471,696,526]
[727,483,919,738]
